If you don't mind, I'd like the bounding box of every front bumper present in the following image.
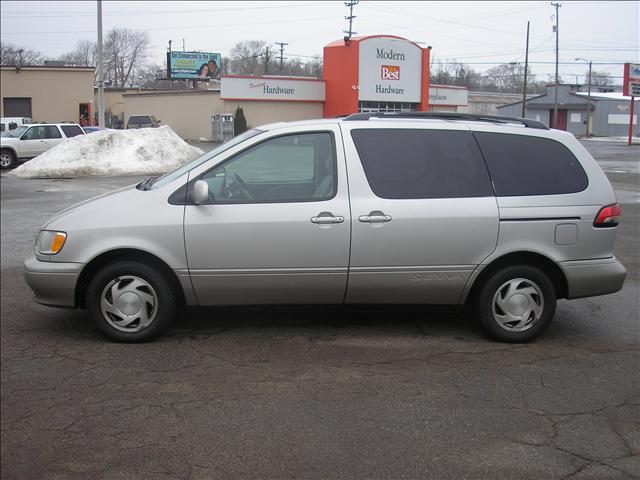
[560,257,627,299]
[24,255,83,308]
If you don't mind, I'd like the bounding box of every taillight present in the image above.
[594,203,621,228]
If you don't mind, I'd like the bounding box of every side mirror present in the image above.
[192,180,210,204]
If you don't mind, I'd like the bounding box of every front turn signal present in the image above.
[36,231,67,255]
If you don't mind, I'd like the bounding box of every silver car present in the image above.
[24,113,626,342]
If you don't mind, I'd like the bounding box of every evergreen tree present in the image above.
[234,106,247,135]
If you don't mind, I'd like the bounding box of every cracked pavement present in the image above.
[1,141,639,479]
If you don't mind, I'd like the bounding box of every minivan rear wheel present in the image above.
[475,265,556,342]
[86,261,176,342]
[0,150,16,169]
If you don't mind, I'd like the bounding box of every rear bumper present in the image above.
[23,255,83,308]
[560,257,627,299]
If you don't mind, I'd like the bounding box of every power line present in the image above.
[1,2,328,18]
[1,15,339,35]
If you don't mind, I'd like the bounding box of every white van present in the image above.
[0,117,33,136]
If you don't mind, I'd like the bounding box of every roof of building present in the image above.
[0,65,94,72]
[574,91,636,101]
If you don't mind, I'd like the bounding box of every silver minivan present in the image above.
[24,113,626,342]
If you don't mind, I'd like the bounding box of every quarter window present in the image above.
[474,132,588,196]
[200,132,335,203]
[60,125,84,137]
[350,129,494,199]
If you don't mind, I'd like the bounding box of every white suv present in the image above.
[0,123,85,169]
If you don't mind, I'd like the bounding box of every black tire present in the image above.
[475,265,556,343]
[0,149,16,170]
[86,261,177,342]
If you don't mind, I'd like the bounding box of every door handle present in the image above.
[311,212,344,224]
[359,211,392,223]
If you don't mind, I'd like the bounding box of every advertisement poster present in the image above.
[170,52,222,80]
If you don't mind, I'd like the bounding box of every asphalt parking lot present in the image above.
[1,141,638,479]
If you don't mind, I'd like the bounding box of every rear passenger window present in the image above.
[351,129,493,199]
[60,125,84,137]
[44,126,62,139]
[474,132,588,196]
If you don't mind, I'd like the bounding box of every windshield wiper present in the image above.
[137,176,157,191]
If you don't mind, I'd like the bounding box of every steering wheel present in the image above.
[231,173,253,200]
[222,172,253,200]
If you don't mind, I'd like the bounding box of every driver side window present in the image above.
[200,132,335,204]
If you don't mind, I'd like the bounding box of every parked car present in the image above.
[0,123,85,169]
[82,126,102,134]
[0,117,32,137]
[24,112,626,342]
[126,114,161,129]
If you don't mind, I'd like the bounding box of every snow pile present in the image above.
[582,136,639,144]
[11,126,204,178]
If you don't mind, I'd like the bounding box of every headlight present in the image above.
[35,230,67,255]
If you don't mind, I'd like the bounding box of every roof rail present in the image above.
[341,111,550,130]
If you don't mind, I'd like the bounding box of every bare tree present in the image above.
[0,42,45,66]
[430,58,480,89]
[103,28,151,88]
[59,40,96,68]
[484,63,534,93]
[228,40,266,75]
[589,70,613,88]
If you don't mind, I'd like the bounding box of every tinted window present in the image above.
[0,125,4,132]
[61,125,84,137]
[9,122,18,130]
[199,132,335,203]
[350,129,493,199]
[474,132,588,196]
[44,126,62,139]
[128,116,149,125]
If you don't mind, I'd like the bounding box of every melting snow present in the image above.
[11,126,203,178]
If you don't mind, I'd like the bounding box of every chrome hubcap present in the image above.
[100,275,157,332]
[0,153,12,167]
[492,278,544,332]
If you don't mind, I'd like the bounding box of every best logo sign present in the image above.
[381,65,400,81]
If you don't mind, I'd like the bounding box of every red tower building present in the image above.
[323,35,431,117]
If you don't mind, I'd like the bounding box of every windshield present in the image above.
[4,126,28,138]
[150,129,264,189]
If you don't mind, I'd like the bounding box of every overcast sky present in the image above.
[1,0,638,83]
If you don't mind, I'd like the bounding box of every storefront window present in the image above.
[358,101,418,113]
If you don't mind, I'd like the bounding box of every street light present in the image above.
[576,57,592,138]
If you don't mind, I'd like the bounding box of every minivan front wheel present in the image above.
[476,265,556,342]
[86,261,176,342]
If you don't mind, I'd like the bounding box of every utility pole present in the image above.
[522,20,530,118]
[97,0,105,129]
[263,46,272,75]
[167,40,172,84]
[551,2,561,128]
[344,1,359,42]
[276,42,288,73]
[576,57,592,137]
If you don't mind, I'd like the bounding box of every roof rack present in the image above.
[341,112,549,130]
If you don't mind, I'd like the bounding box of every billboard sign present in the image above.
[623,63,640,97]
[169,51,221,80]
[358,37,422,102]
